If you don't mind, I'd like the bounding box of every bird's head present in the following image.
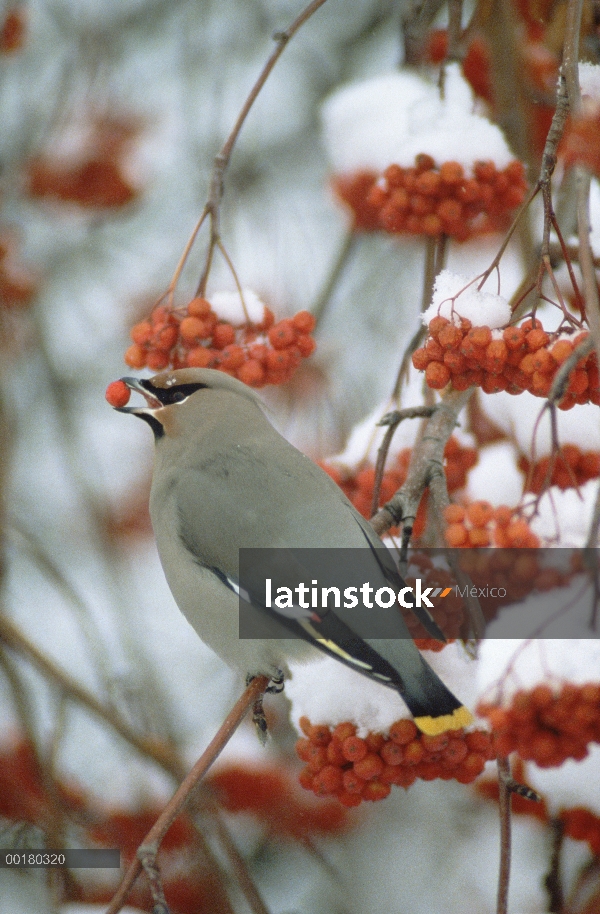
[111,368,264,438]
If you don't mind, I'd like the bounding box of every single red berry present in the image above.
[292,310,316,333]
[296,334,316,357]
[186,346,215,368]
[312,765,343,796]
[308,724,331,746]
[187,297,213,318]
[268,319,296,350]
[342,736,368,762]
[332,722,356,743]
[124,343,147,369]
[342,769,367,794]
[362,780,391,802]
[388,719,418,745]
[353,752,384,780]
[105,380,130,408]
[237,359,266,387]
[130,321,153,345]
[212,322,236,349]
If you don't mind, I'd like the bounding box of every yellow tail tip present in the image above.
[414,705,474,736]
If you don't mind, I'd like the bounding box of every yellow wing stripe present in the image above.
[298,620,375,671]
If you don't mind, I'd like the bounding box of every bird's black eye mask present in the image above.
[141,380,209,406]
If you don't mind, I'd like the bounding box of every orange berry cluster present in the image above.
[519,446,600,494]
[560,807,600,858]
[319,436,477,535]
[27,157,137,209]
[561,111,600,179]
[0,7,26,53]
[413,316,599,409]
[444,502,540,548]
[332,155,527,240]
[296,717,494,806]
[479,682,600,768]
[125,298,316,388]
[425,30,493,105]
[0,231,38,308]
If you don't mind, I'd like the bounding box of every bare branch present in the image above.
[105,676,269,914]
[496,756,512,914]
[196,0,329,296]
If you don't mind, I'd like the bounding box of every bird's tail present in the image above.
[395,655,473,735]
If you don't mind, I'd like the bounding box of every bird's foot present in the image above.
[265,669,285,694]
[251,693,268,746]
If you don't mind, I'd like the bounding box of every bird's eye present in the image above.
[171,391,186,403]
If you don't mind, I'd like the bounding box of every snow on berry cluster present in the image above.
[319,435,477,539]
[479,683,600,768]
[124,292,316,388]
[443,502,540,548]
[333,156,527,239]
[413,315,599,409]
[296,716,494,807]
[519,446,600,493]
[323,64,526,239]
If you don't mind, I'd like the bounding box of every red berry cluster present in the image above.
[296,717,494,806]
[333,156,527,240]
[519,446,600,494]
[206,763,347,838]
[425,30,493,105]
[561,111,600,179]
[560,807,600,857]
[479,683,600,768]
[413,316,599,409]
[0,231,38,308]
[26,115,141,210]
[319,436,477,538]
[444,502,540,548]
[27,157,137,209]
[124,297,316,388]
[0,7,26,53]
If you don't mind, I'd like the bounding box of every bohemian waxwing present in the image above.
[114,368,472,735]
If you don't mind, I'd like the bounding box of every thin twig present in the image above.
[200,798,272,914]
[393,235,444,398]
[370,388,472,537]
[544,819,565,914]
[105,676,269,914]
[370,406,438,517]
[496,755,512,914]
[196,0,329,296]
[311,230,356,324]
[445,0,463,62]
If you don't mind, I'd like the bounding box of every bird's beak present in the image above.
[115,377,163,413]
